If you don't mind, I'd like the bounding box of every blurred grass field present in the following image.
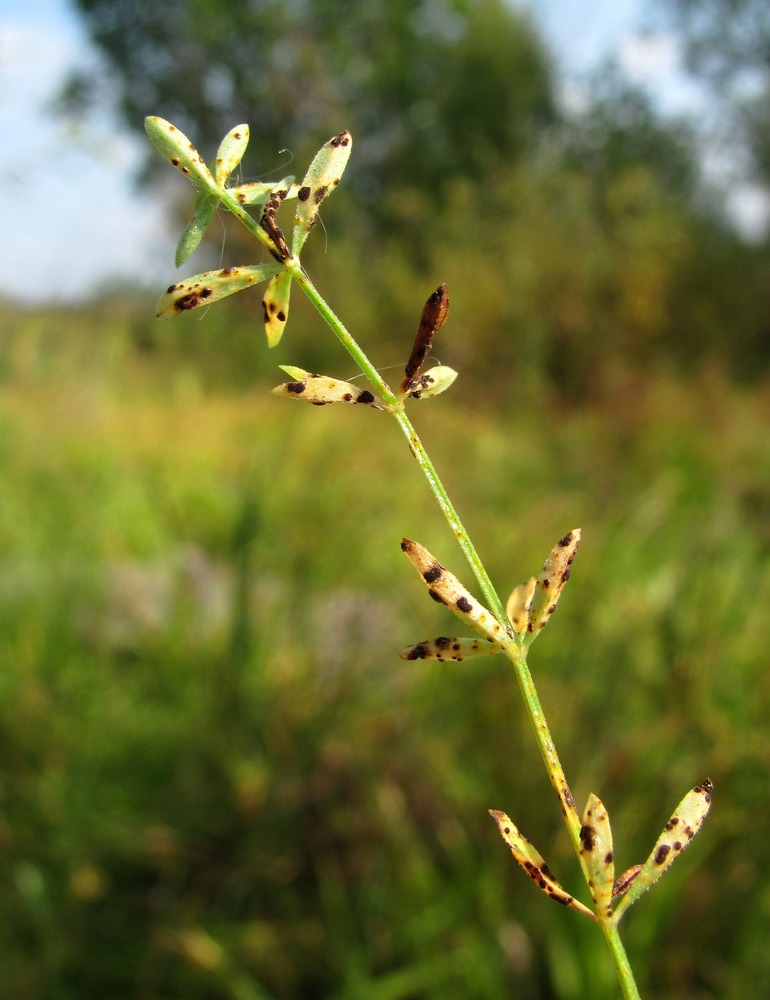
[1,296,770,999]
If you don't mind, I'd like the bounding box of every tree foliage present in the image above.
[63,0,556,206]
[657,0,770,184]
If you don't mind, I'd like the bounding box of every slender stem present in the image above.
[293,268,587,858]
[220,193,641,998]
[602,922,642,1000]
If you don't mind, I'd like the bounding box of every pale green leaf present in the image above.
[175,192,218,267]
[292,131,352,256]
[405,365,458,400]
[215,124,249,185]
[144,116,217,193]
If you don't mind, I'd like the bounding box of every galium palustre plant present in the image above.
[144,116,713,1000]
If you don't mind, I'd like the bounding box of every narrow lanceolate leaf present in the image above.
[262,271,292,347]
[506,577,536,633]
[214,124,249,185]
[399,285,450,398]
[400,539,510,646]
[229,176,298,209]
[271,367,384,408]
[580,794,615,920]
[489,810,595,919]
[400,636,499,662]
[614,779,714,920]
[144,117,217,194]
[526,529,581,636]
[155,264,282,319]
[404,366,458,400]
[292,131,352,256]
[175,192,218,266]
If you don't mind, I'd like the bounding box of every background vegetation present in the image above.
[3,0,770,996]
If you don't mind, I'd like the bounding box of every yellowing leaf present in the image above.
[400,636,499,662]
[489,810,595,919]
[400,538,510,646]
[614,778,713,920]
[271,367,384,408]
[155,264,281,319]
[580,794,615,920]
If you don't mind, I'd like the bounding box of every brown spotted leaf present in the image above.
[262,271,292,346]
[489,810,595,919]
[292,131,352,256]
[271,367,384,408]
[404,365,458,400]
[156,264,282,319]
[400,539,510,646]
[145,116,217,194]
[400,636,499,663]
[579,794,615,920]
[214,124,249,185]
[613,779,713,920]
[525,529,581,637]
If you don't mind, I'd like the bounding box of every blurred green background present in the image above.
[3,1,770,997]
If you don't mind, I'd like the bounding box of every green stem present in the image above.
[602,922,642,1000]
[220,195,641,998]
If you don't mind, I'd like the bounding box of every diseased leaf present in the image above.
[271,367,384,408]
[399,285,450,398]
[400,636,499,662]
[144,116,217,193]
[155,264,281,319]
[526,529,581,637]
[400,538,510,646]
[580,794,615,920]
[292,131,352,256]
[215,124,249,185]
[614,779,713,920]
[489,810,595,919]
[262,271,292,346]
[175,192,218,266]
[229,175,298,214]
[506,577,537,633]
[405,365,458,400]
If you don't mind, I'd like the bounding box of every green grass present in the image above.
[1,301,769,998]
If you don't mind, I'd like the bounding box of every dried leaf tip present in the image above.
[399,285,450,399]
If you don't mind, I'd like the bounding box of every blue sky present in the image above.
[0,0,757,303]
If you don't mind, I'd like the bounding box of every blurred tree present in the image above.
[657,0,770,185]
[62,0,556,213]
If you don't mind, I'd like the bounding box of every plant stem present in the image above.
[218,195,642,997]
[602,922,642,1000]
